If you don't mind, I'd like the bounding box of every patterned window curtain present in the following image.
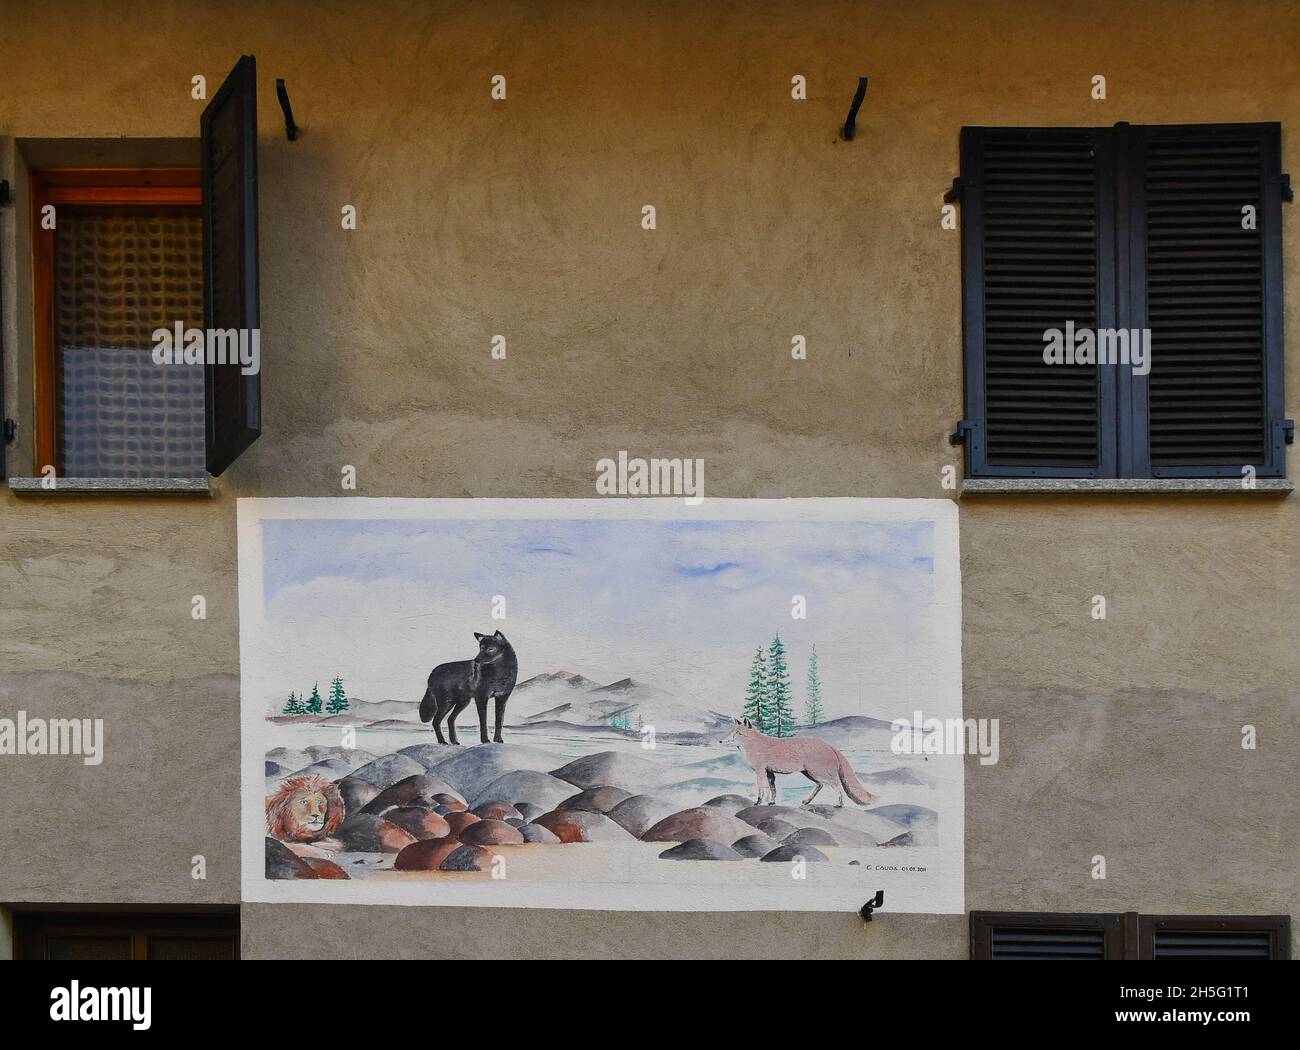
[55,208,207,478]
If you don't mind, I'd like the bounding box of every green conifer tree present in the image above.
[326,676,350,714]
[805,644,824,725]
[305,682,323,715]
[767,634,794,738]
[742,647,769,731]
[283,691,305,715]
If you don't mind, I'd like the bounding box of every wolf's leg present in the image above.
[492,693,508,743]
[803,780,823,806]
[447,699,472,745]
[754,768,766,805]
[474,695,490,744]
[766,769,777,805]
[431,703,448,745]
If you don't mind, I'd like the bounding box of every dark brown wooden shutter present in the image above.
[201,54,261,476]
[960,128,1114,476]
[1139,124,1284,475]
[1138,915,1290,960]
[970,911,1126,959]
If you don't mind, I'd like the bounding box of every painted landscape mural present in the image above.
[240,499,964,912]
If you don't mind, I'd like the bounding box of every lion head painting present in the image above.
[266,774,345,843]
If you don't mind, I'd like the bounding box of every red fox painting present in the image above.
[730,717,880,808]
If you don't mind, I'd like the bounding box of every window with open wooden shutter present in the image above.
[201,54,261,476]
[955,122,1290,480]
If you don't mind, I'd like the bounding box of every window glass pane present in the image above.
[54,207,206,478]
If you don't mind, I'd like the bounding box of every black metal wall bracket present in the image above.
[950,419,975,446]
[1280,173,1293,203]
[841,77,869,140]
[1281,419,1295,445]
[860,890,884,923]
[2,419,15,444]
[276,78,299,141]
[944,176,965,204]
[0,179,11,206]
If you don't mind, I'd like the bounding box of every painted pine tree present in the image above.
[305,682,323,715]
[742,647,769,731]
[805,644,824,725]
[283,691,305,715]
[767,633,794,737]
[326,676,349,714]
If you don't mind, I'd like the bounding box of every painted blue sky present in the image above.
[255,516,943,721]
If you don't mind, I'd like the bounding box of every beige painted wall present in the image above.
[0,1,1295,958]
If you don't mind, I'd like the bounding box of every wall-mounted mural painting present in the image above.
[239,499,964,911]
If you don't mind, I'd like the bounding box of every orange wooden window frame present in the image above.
[30,168,202,475]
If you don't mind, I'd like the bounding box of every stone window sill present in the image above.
[7,476,211,495]
[960,478,1293,497]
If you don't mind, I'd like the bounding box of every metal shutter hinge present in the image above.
[1279,173,1293,203]
[949,419,976,446]
[1281,419,1295,445]
[944,176,966,204]
[0,180,11,206]
[2,419,16,444]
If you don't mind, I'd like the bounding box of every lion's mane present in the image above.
[266,774,344,842]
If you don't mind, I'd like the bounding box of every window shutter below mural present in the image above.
[201,54,261,476]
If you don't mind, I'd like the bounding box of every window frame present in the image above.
[12,908,239,960]
[971,910,1291,960]
[957,121,1289,481]
[29,167,202,478]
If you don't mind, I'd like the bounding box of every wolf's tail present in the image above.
[418,687,436,724]
[837,751,880,806]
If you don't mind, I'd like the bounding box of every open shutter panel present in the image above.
[1138,123,1285,476]
[201,54,261,476]
[961,128,1115,476]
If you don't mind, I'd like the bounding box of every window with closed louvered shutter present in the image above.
[957,122,1289,479]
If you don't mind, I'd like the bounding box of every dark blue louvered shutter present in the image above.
[958,127,1118,477]
[201,54,261,476]
[1129,123,1288,477]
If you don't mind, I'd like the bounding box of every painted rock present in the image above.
[760,845,829,863]
[381,806,452,841]
[731,833,779,858]
[556,786,633,814]
[336,814,417,853]
[394,837,464,871]
[658,838,744,861]
[642,807,756,844]
[518,822,560,843]
[440,845,496,872]
[444,811,481,836]
[606,795,679,838]
[460,819,525,845]
[533,809,633,843]
[471,800,523,822]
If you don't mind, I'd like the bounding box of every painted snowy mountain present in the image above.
[514,671,730,735]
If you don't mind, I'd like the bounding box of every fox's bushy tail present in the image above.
[837,751,880,806]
